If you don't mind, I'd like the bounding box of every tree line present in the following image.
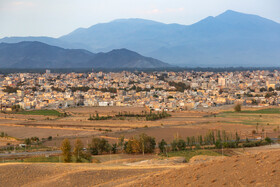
[60,131,277,163]
[88,111,171,121]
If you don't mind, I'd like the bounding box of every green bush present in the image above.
[171,139,186,151]
[89,137,111,155]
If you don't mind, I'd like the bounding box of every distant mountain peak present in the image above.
[216,9,251,18]
[110,18,163,25]
[109,48,138,54]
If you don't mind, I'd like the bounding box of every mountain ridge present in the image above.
[1,10,280,67]
[0,41,171,69]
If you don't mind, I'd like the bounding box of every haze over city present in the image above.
[0,0,280,38]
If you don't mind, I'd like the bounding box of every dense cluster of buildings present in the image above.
[0,70,280,111]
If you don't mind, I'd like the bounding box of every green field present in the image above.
[216,108,280,126]
[23,156,90,163]
[17,110,62,116]
[23,156,60,162]
[166,150,221,162]
[223,108,280,114]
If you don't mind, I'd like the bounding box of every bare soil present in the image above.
[0,147,279,187]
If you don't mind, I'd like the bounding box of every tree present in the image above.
[265,137,273,144]
[73,139,84,162]
[31,137,39,142]
[24,138,31,145]
[171,139,186,151]
[111,143,117,154]
[158,139,167,153]
[95,113,100,120]
[118,135,125,153]
[138,133,156,154]
[89,137,110,155]
[268,87,274,92]
[235,132,240,147]
[124,138,140,154]
[124,134,156,154]
[61,138,72,163]
[234,104,242,112]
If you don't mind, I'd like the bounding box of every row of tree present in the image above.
[24,136,40,145]
[88,113,112,120]
[60,131,277,162]
[0,132,8,138]
[88,111,171,121]
[145,111,171,121]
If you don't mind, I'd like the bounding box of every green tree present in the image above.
[89,137,110,155]
[265,137,273,144]
[61,138,72,163]
[111,143,117,154]
[235,132,240,147]
[171,139,186,151]
[118,135,125,153]
[138,133,156,154]
[158,139,167,153]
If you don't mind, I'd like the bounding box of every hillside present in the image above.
[59,10,280,67]
[1,10,280,67]
[90,48,171,68]
[0,42,171,69]
[0,148,279,186]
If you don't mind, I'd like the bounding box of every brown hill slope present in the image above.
[130,150,280,187]
[0,149,279,187]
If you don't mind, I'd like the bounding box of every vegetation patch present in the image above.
[166,150,221,162]
[223,108,280,114]
[23,156,90,163]
[17,110,62,116]
[23,156,60,162]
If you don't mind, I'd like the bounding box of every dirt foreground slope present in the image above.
[129,150,280,187]
[0,150,279,187]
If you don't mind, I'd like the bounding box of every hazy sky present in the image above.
[0,0,279,38]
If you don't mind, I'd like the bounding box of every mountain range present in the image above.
[0,42,170,69]
[1,10,280,67]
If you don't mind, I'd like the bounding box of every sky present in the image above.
[0,0,279,38]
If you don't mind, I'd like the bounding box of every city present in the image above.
[1,70,280,112]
